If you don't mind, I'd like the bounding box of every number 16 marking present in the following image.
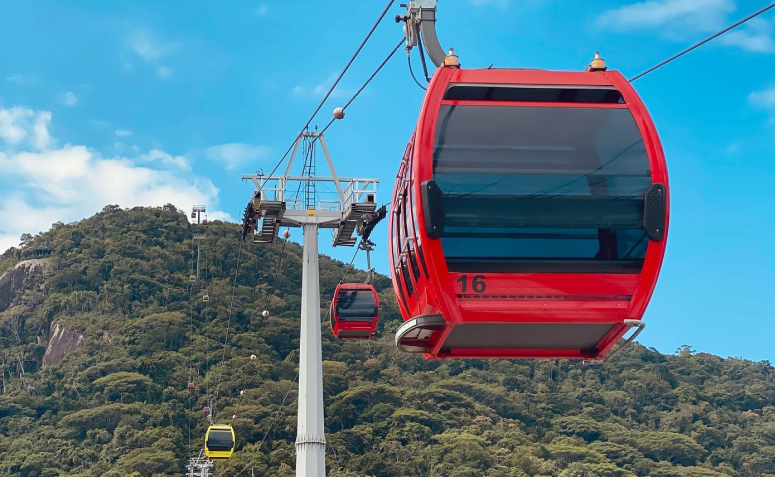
[456,274,487,293]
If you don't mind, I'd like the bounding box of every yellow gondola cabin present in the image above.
[204,424,235,459]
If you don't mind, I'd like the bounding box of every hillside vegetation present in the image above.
[0,205,773,477]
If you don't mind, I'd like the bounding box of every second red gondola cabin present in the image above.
[330,283,379,339]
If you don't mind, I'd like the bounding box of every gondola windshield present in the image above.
[206,429,234,452]
[430,104,652,274]
[336,289,378,321]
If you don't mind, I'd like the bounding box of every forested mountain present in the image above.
[0,205,773,477]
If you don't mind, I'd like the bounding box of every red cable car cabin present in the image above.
[390,66,669,360]
[330,283,379,339]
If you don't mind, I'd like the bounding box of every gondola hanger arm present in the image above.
[397,1,448,68]
[359,239,376,284]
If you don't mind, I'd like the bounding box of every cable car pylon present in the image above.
[185,449,214,477]
[241,124,380,477]
[191,205,207,279]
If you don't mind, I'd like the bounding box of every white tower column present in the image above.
[295,222,326,476]
[241,131,378,477]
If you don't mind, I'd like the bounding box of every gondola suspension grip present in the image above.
[399,1,447,67]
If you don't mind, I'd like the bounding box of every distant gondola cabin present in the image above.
[204,424,235,460]
[330,283,379,339]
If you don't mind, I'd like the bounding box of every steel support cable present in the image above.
[204,246,211,404]
[230,389,245,425]
[186,239,196,455]
[211,239,244,418]
[630,1,775,81]
[257,234,290,317]
[417,31,431,82]
[318,37,406,137]
[407,49,428,90]
[254,0,396,194]
[274,41,403,320]
[339,240,363,286]
[211,233,291,456]
[270,237,289,289]
[231,373,299,477]
[321,238,364,325]
[220,234,290,475]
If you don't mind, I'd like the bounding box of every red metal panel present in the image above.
[449,69,619,87]
[432,348,601,360]
[441,100,629,109]
[389,66,669,360]
[606,70,670,319]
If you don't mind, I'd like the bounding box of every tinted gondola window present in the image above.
[336,290,377,321]
[444,85,624,103]
[207,430,234,452]
[433,105,651,273]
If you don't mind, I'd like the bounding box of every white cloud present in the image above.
[205,143,271,170]
[4,146,92,201]
[0,106,52,150]
[0,108,30,145]
[32,112,52,150]
[748,86,775,109]
[157,66,174,79]
[598,0,734,32]
[206,210,233,222]
[598,0,775,54]
[254,4,269,16]
[115,129,133,137]
[718,18,775,53]
[0,194,72,253]
[126,29,179,79]
[140,148,191,171]
[127,28,169,61]
[292,85,324,96]
[114,142,140,153]
[0,106,231,254]
[58,91,78,107]
[292,74,352,98]
[4,74,39,85]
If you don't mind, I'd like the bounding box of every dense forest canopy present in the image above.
[0,205,773,477]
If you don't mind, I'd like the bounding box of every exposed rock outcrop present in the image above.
[0,258,48,312]
[43,321,85,366]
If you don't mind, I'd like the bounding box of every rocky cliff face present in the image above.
[42,321,85,366]
[0,258,48,312]
[0,258,85,366]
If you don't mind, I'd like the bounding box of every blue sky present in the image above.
[1,0,774,361]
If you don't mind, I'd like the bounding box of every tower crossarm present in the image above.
[240,175,379,240]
